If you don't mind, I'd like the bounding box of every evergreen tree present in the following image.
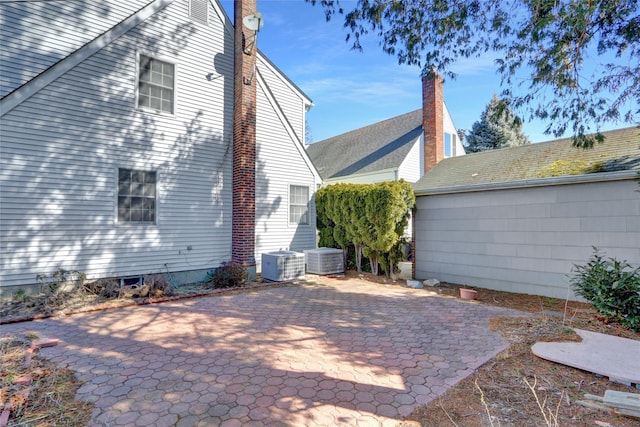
[464,95,530,153]
[308,0,639,146]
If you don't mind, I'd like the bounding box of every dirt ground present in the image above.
[1,272,638,427]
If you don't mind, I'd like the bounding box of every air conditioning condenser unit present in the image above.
[261,251,305,282]
[304,248,344,275]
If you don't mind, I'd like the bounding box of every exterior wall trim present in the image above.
[415,170,638,196]
[1,0,174,116]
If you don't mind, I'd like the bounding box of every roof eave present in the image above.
[414,170,639,196]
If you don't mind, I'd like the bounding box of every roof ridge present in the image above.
[311,109,422,147]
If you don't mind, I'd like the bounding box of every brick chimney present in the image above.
[232,0,257,278]
[422,70,444,173]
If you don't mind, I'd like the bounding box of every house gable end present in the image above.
[256,68,321,182]
[0,0,238,287]
[1,0,174,116]
[398,137,424,183]
[253,68,319,259]
[307,109,424,180]
[0,0,154,98]
[0,0,319,288]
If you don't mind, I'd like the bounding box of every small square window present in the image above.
[118,169,156,223]
[289,185,309,225]
[138,55,175,114]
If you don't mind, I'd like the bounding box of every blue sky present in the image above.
[220,1,625,144]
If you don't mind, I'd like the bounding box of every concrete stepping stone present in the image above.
[532,328,640,384]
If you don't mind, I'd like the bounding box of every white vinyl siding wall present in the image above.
[0,1,152,97]
[256,56,306,141]
[397,138,423,183]
[254,64,318,268]
[1,0,235,286]
[1,0,320,288]
[443,103,465,156]
[414,178,640,300]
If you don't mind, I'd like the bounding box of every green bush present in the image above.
[571,248,640,331]
[315,180,415,274]
[207,262,248,289]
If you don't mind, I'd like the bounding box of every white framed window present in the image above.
[138,55,175,114]
[189,0,209,25]
[444,132,456,157]
[118,168,156,223]
[289,185,309,225]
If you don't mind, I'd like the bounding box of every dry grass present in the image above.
[406,301,638,427]
[0,334,94,427]
[0,277,295,325]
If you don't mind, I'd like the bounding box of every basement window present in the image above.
[118,169,156,223]
[120,276,142,287]
[289,185,309,225]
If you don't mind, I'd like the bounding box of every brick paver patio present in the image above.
[2,278,525,426]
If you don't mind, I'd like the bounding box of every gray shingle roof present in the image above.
[414,127,640,193]
[306,109,423,180]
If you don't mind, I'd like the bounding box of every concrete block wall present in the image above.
[414,178,640,299]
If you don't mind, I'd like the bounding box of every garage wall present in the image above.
[414,176,640,299]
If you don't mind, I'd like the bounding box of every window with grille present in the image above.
[138,55,175,114]
[118,169,156,223]
[289,185,309,225]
